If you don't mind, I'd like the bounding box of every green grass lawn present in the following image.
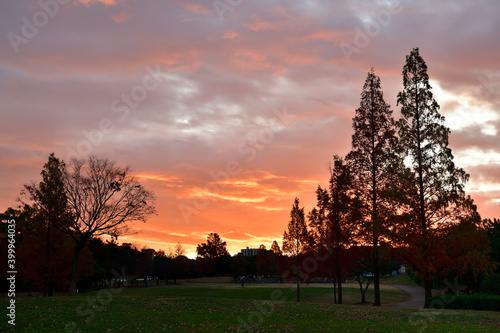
[175,276,234,284]
[379,274,420,286]
[2,283,500,332]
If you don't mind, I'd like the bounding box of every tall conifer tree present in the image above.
[283,198,309,302]
[396,47,471,301]
[347,68,397,306]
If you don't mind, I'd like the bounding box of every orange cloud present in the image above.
[79,0,117,6]
[180,3,211,14]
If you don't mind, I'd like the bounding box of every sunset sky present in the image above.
[1,0,499,258]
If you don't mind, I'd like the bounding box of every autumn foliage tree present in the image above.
[346,69,398,306]
[270,240,281,255]
[394,47,487,302]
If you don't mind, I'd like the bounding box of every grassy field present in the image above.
[175,276,234,284]
[379,274,420,286]
[2,283,500,332]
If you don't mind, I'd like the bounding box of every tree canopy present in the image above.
[196,232,229,259]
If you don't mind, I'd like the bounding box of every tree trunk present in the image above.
[297,277,300,303]
[371,80,381,307]
[358,280,367,304]
[296,239,300,303]
[336,249,343,304]
[414,76,430,308]
[68,242,84,296]
[424,278,432,307]
[296,261,300,303]
[44,222,51,297]
[373,246,381,306]
[333,278,337,304]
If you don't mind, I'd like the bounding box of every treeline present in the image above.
[281,47,499,306]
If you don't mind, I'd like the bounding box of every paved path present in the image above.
[386,285,426,309]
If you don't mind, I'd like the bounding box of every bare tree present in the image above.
[60,156,156,295]
[174,242,185,258]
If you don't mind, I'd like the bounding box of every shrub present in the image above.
[479,274,500,295]
[426,294,500,311]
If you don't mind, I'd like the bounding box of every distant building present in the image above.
[239,247,259,257]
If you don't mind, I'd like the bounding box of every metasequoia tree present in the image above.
[395,47,476,301]
[60,156,156,295]
[309,156,361,304]
[346,69,398,306]
[283,197,309,302]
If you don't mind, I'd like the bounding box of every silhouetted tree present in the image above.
[346,69,398,306]
[230,254,255,279]
[309,156,362,304]
[256,248,278,276]
[196,233,229,259]
[58,156,156,295]
[435,216,496,293]
[1,206,93,294]
[173,242,186,258]
[270,240,281,255]
[395,47,479,302]
[283,197,309,302]
[486,218,500,272]
[138,247,155,286]
[20,153,68,296]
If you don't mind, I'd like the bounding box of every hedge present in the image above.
[425,294,500,311]
[479,274,500,295]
